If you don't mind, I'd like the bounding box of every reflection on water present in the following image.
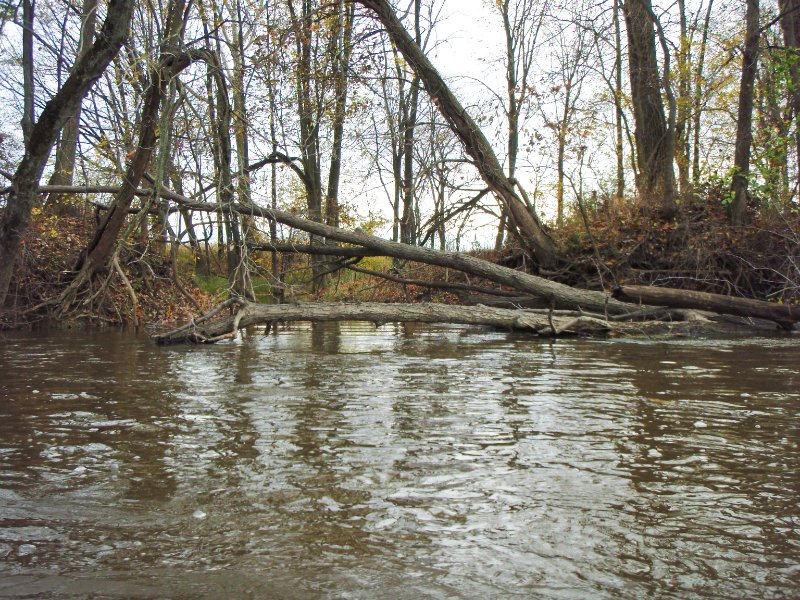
[0,325,798,599]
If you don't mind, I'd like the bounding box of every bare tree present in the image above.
[355,0,559,268]
[46,0,98,215]
[71,0,190,283]
[494,0,548,249]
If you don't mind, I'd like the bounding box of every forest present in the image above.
[0,0,798,339]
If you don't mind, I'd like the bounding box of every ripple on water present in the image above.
[0,326,798,599]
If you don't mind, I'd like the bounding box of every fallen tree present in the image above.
[9,180,799,332]
[354,0,559,268]
[153,300,605,343]
[153,298,785,345]
[615,284,799,329]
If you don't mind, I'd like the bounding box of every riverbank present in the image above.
[1,193,798,335]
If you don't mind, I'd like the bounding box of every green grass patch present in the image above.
[193,274,229,296]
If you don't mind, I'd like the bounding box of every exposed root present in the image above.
[113,253,139,327]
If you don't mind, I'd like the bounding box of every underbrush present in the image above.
[542,194,800,304]
[3,189,797,330]
[2,211,213,329]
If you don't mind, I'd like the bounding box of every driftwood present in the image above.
[615,285,799,329]
[152,299,784,345]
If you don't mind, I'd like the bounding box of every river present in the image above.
[0,324,798,598]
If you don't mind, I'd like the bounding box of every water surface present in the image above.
[0,325,798,598]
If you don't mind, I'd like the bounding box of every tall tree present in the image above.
[544,9,591,227]
[730,0,760,225]
[325,0,355,229]
[46,0,99,215]
[20,0,35,145]
[494,0,547,249]
[73,0,190,280]
[286,0,355,287]
[779,0,800,189]
[622,0,675,216]
[691,0,714,184]
[399,0,421,245]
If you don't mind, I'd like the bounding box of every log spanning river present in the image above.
[0,325,798,598]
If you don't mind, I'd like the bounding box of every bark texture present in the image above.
[153,299,784,345]
[615,284,798,328]
[622,0,674,213]
[730,0,760,225]
[154,301,613,343]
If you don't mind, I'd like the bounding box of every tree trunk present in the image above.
[692,0,714,183]
[21,0,35,145]
[674,0,691,194]
[615,284,798,328]
[779,0,800,189]
[154,300,614,344]
[622,0,674,214]
[355,0,559,268]
[82,27,193,280]
[730,0,760,226]
[400,72,420,245]
[154,297,781,345]
[288,0,327,289]
[614,0,625,199]
[75,36,192,277]
[46,0,98,216]
[326,1,354,229]
[556,127,566,227]
[0,0,134,307]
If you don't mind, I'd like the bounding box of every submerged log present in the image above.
[154,301,613,344]
[153,300,787,345]
[615,285,799,329]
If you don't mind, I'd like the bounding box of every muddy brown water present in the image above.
[0,324,798,599]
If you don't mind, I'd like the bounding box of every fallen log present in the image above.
[180,199,635,316]
[614,285,799,329]
[153,300,787,345]
[9,181,638,316]
[153,300,613,344]
[247,241,381,257]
